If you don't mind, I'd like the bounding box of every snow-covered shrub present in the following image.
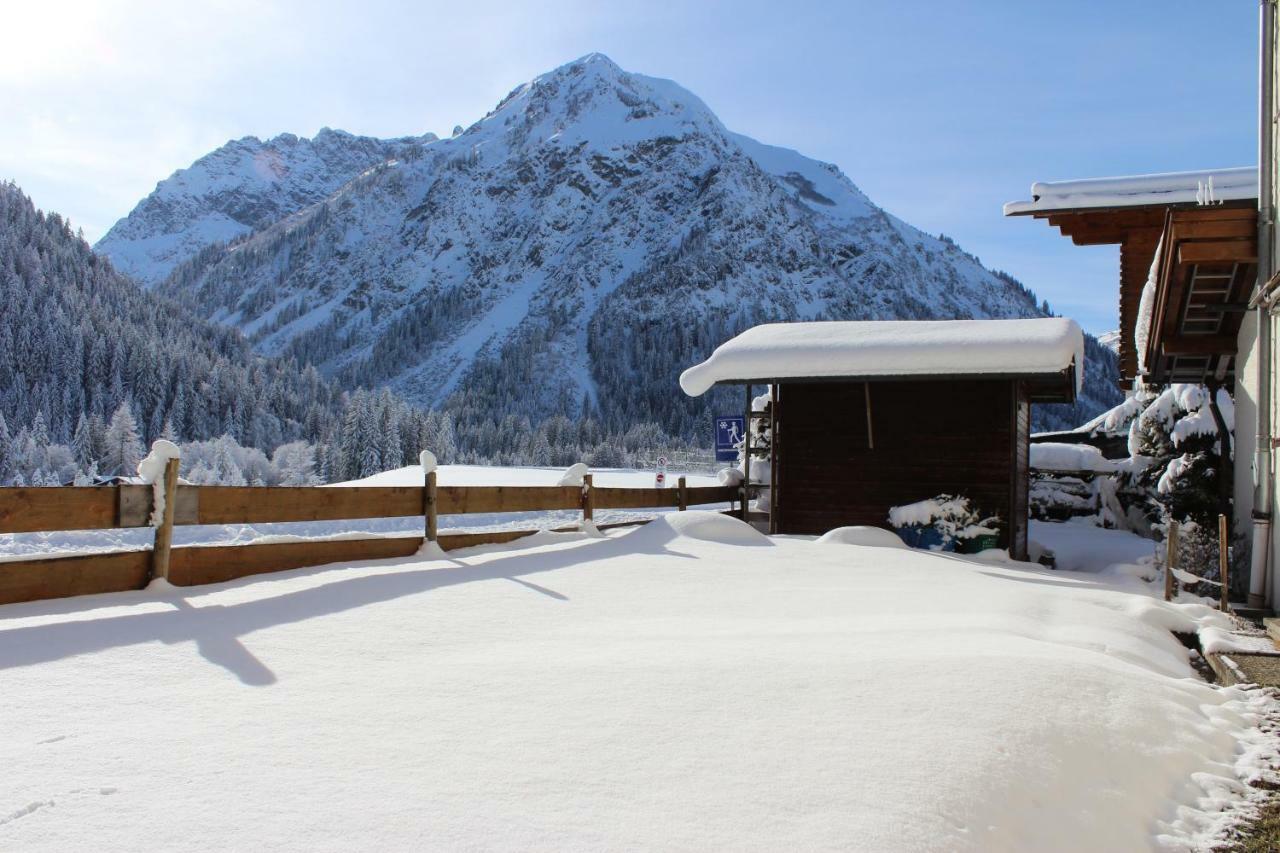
[1047,385,1231,540]
[1122,385,1232,533]
[888,495,1000,550]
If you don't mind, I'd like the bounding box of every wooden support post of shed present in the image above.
[150,456,181,583]
[582,473,594,523]
[864,382,874,449]
[742,384,752,523]
[677,476,687,511]
[424,469,438,543]
[769,383,778,535]
[1219,513,1230,612]
[1165,521,1179,602]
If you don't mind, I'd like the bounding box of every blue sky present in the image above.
[0,0,1257,334]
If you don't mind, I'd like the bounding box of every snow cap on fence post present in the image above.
[137,439,181,485]
[139,440,182,585]
[419,450,437,475]
[558,462,589,487]
[137,440,182,527]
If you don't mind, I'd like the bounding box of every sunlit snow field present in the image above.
[0,507,1274,851]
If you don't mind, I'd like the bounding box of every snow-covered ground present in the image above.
[1030,518,1157,575]
[1,511,1274,851]
[0,465,722,561]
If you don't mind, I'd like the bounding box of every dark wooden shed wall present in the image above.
[773,379,1029,559]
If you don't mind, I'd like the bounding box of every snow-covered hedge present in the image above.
[1030,442,1118,473]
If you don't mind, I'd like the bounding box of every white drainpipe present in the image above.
[1250,0,1276,608]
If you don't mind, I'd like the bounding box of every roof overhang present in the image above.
[679,319,1083,402]
[1005,170,1257,389]
[1005,167,1257,216]
[705,367,1077,405]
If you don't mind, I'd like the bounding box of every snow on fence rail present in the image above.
[0,474,739,606]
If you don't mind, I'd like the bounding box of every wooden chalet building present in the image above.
[1005,167,1263,600]
[680,319,1084,560]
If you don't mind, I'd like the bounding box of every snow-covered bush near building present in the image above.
[888,494,1000,550]
[1031,385,1234,535]
[1122,384,1233,530]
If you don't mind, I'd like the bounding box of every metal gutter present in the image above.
[1251,0,1276,608]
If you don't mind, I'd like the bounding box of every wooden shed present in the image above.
[680,319,1084,560]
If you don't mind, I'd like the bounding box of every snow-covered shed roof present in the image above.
[679,318,1084,399]
[1004,166,1256,216]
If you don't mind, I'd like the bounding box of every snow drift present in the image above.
[626,510,772,548]
[816,526,907,548]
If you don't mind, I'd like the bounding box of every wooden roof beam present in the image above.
[1160,335,1239,356]
[1168,204,1257,221]
[1178,240,1259,264]
[1165,218,1256,240]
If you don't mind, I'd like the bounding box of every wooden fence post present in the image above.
[1219,513,1230,612]
[151,456,181,582]
[582,473,594,523]
[1165,520,1179,602]
[425,470,438,543]
[677,476,687,511]
[742,383,752,523]
[420,450,438,544]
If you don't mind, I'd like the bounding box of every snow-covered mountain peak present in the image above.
[469,52,729,159]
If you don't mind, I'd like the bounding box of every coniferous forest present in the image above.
[0,182,693,485]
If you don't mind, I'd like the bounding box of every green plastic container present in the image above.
[957,533,999,554]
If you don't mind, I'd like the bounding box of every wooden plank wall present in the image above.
[1011,384,1031,560]
[774,379,1022,555]
[0,482,735,606]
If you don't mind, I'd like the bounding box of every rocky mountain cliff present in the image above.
[100,53,1120,439]
[96,128,433,285]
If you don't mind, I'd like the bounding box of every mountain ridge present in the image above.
[96,127,435,285]
[100,52,1122,437]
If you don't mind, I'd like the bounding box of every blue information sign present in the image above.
[715,415,745,462]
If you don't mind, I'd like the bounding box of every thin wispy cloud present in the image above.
[0,0,1255,333]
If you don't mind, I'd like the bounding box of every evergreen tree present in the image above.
[71,413,93,470]
[159,419,180,445]
[1124,385,1229,530]
[272,441,320,486]
[0,413,10,483]
[101,402,144,475]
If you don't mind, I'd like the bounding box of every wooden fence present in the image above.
[0,471,738,606]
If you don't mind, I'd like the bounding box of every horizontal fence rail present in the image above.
[0,474,739,606]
